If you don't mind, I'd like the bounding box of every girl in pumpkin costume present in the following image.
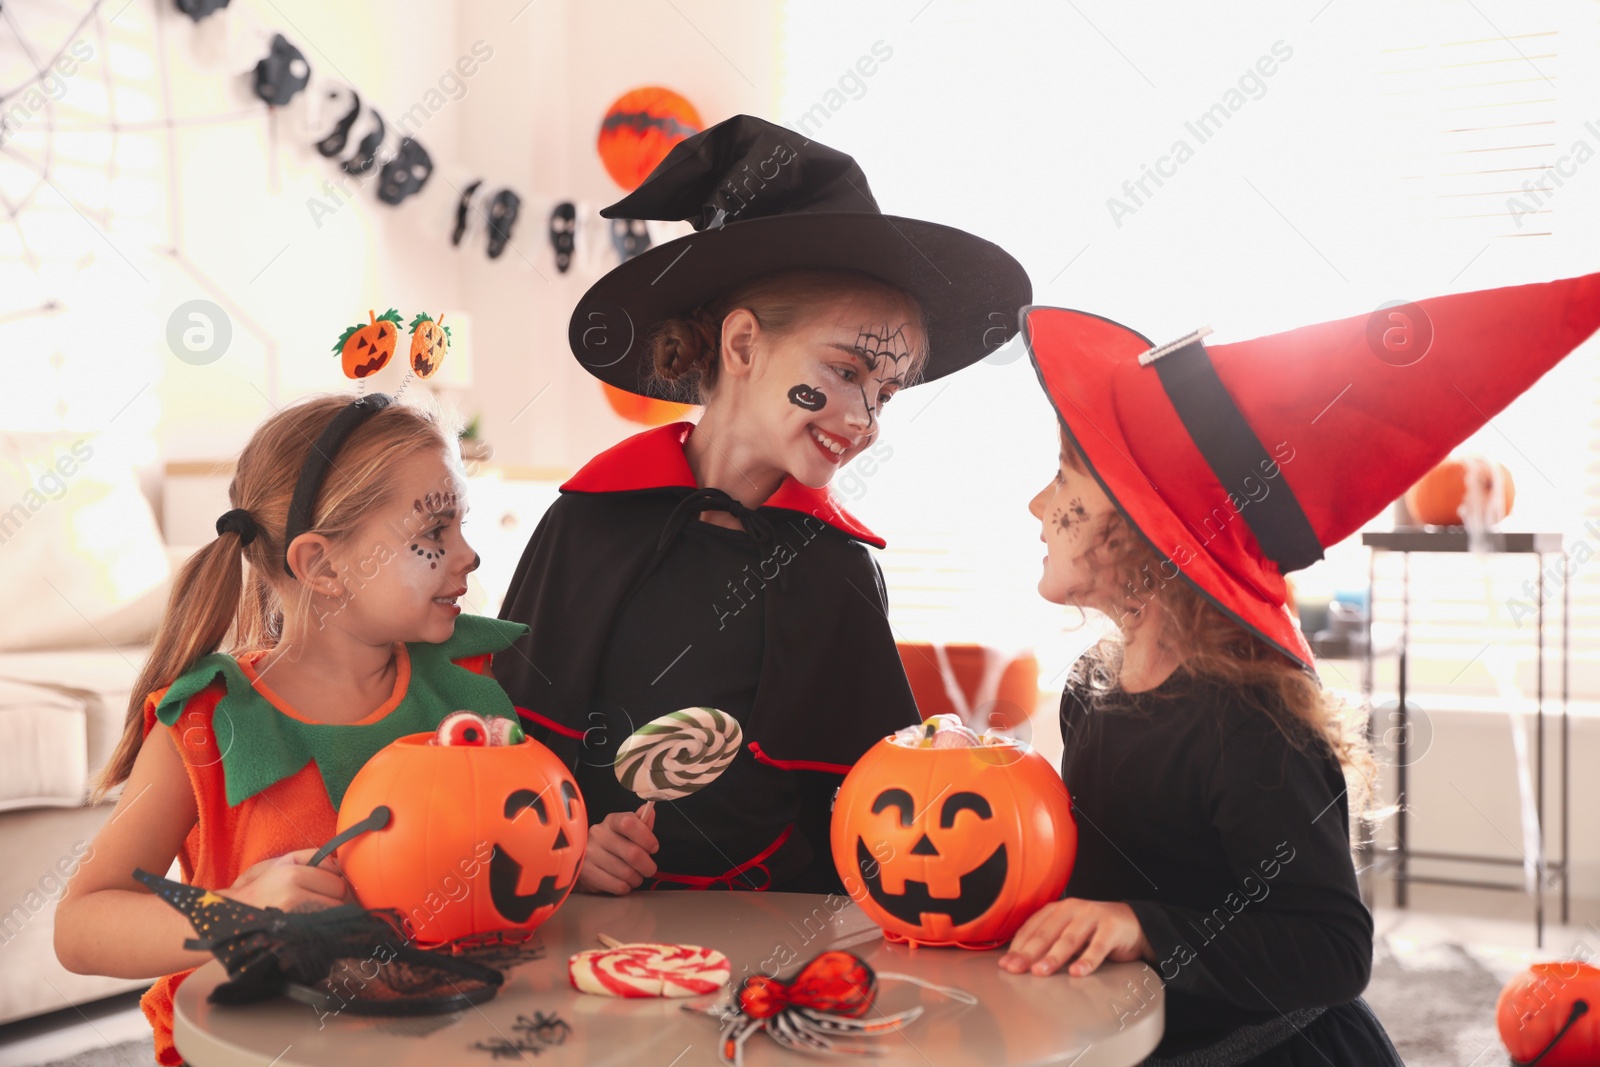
[1000,275,1600,1064]
[56,393,529,1066]
[494,115,1030,894]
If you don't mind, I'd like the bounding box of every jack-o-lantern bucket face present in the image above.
[831,738,1076,948]
[337,731,587,946]
[1496,961,1600,1067]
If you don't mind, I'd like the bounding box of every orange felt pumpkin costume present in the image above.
[137,615,524,1066]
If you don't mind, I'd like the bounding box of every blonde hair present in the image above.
[93,395,458,799]
[1055,428,1375,827]
[649,268,930,403]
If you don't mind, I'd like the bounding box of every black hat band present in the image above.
[1150,342,1323,574]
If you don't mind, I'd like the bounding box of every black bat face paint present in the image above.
[788,384,826,411]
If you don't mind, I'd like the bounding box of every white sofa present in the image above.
[0,431,175,1025]
[0,647,153,1025]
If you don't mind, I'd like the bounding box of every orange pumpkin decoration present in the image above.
[831,738,1076,948]
[1496,961,1600,1066]
[336,731,586,946]
[1404,455,1515,526]
[408,312,450,379]
[601,382,696,426]
[597,87,702,191]
[333,308,403,379]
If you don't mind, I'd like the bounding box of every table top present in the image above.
[1362,528,1564,553]
[174,891,1164,1067]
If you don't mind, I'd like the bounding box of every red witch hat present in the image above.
[1022,272,1600,670]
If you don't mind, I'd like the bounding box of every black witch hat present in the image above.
[569,114,1032,398]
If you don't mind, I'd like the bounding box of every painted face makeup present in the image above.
[1055,496,1090,537]
[842,324,914,430]
[410,490,461,570]
[1029,451,1116,607]
[788,384,826,411]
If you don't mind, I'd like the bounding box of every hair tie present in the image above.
[215,508,260,546]
[282,393,394,577]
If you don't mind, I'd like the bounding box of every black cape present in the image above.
[493,423,920,888]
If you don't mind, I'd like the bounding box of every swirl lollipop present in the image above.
[614,707,743,801]
[569,935,730,998]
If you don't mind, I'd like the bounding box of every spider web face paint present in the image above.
[846,324,915,430]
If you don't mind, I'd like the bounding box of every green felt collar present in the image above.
[154,614,529,810]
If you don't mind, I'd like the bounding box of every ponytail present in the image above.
[92,529,251,800]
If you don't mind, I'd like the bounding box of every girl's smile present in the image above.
[770,310,919,487]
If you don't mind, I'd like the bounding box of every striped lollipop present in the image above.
[613,707,743,801]
[569,938,730,998]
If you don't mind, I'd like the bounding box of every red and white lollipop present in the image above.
[569,936,731,999]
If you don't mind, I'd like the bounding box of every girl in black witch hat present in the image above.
[494,115,1030,894]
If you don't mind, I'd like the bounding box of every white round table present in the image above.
[174,891,1163,1066]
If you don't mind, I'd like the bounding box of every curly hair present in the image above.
[649,268,929,403]
[1054,427,1376,831]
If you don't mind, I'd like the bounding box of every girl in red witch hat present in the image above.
[999,273,1600,1064]
[494,115,1029,895]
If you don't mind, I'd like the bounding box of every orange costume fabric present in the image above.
[138,644,496,1066]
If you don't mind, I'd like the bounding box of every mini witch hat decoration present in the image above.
[570,114,1031,398]
[1022,271,1600,670]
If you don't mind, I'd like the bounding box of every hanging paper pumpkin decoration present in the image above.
[601,382,695,426]
[408,312,450,379]
[336,731,586,946]
[1403,455,1515,526]
[333,309,403,379]
[831,735,1076,948]
[597,87,702,191]
[1496,961,1599,1066]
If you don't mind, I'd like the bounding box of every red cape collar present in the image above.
[560,422,886,549]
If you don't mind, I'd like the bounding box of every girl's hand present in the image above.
[577,802,658,895]
[220,848,354,912]
[999,898,1153,977]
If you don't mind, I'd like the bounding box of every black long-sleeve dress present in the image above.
[1058,669,1403,1066]
[494,423,920,893]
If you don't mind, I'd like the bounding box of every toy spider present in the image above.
[688,950,926,1067]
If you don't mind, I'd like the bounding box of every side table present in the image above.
[1360,529,1570,945]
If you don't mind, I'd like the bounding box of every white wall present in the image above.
[452,0,782,473]
[3,0,468,473]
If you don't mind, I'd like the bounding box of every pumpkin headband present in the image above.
[333,307,451,390]
[282,392,393,576]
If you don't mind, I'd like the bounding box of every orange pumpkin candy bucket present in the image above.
[1496,961,1600,1067]
[831,729,1076,948]
[335,730,587,947]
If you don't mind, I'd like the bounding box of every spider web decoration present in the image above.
[0,0,288,436]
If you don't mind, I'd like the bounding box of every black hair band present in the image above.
[282,393,394,577]
[215,508,259,546]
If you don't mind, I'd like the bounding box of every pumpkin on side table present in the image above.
[1404,455,1515,526]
